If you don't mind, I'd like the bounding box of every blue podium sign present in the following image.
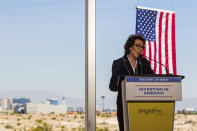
[126,77,181,82]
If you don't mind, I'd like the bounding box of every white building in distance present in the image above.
[183,108,195,114]
[25,101,67,114]
[0,98,13,111]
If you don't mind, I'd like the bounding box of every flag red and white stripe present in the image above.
[136,6,177,75]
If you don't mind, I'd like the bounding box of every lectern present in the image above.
[121,75,184,131]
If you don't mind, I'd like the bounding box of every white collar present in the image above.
[127,55,137,74]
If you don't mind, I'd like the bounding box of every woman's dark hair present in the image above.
[124,34,145,55]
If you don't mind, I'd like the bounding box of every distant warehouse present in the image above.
[25,101,67,114]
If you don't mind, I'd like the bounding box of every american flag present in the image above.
[136,6,177,75]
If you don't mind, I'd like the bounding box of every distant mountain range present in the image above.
[0,91,196,111]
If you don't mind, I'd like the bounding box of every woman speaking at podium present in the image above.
[109,34,154,131]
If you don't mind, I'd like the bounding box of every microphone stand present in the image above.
[142,54,170,75]
[137,57,143,75]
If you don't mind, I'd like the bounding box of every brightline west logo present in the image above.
[138,108,162,115]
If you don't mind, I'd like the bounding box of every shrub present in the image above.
[96,127,110,131]
[27,115,32,120]
[28,123,52,131]
[35,119,43,123]
[80,115,84,119]
[74,115,77,119]
[184,120,193,124]
[79,127,85,131]
[4,125,14,129]
[51,117,56,120]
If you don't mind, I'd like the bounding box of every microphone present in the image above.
[141,54,170,75]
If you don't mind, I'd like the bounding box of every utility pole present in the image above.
[101,94,105,112]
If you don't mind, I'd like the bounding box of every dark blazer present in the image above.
[109,55,154,106]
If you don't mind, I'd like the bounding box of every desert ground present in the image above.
[0,112,196,131]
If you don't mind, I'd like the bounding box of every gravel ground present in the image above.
[0,112,196,131]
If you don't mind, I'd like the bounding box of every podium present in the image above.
[121,75,184,131]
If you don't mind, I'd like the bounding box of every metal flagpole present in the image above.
[85,0,96,131]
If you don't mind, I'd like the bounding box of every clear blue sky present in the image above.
[0,0,196,100]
